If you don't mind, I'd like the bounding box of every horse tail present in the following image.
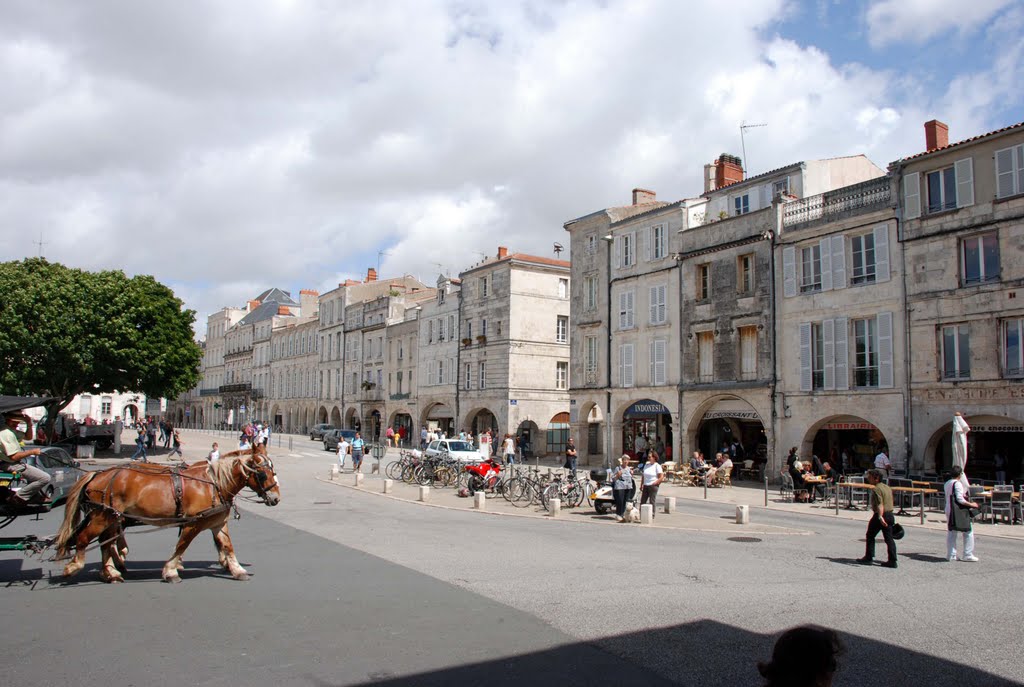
[54,472,97,557]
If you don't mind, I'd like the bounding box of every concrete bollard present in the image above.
[640,504,653,524]
[371,462,380,475]
[549,498,561,517]
[330,464,339,480]
[663,496,676,514]
[736,505,750,525]
[473,492,486,510]
[383,479,393,494]
[419,486,430,502]
[354,472,364,488]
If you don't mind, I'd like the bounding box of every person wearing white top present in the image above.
[640,450,665,519]
[874,449,891,480]
[207,443,220,465]
[502,434,516,466]
[945,465,980,562]
[337,437,351,471]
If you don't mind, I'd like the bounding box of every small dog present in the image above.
[623,504,640,523]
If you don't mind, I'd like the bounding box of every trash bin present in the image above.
[77,443,95,459]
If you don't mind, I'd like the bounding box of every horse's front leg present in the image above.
[211,522,249,581]
[63,512,116,580]
[109,525,128,573]
[99,524,125,583]
[162,524,204,583]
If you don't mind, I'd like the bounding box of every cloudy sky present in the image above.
[2,0,1022,337]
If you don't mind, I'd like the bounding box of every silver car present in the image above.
[423,439,484,463]
[7,446,86,504]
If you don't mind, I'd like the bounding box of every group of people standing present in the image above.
[237,422,270,450]
[608,450,666,522]
[335,432,366,472]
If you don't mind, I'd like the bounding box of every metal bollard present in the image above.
[288,437,293,451]
[663,496,676,514]
[473,492,486,510]
[704,479,708,500]
[383,479,393,494]
[549,498,561,517]
[764,476,769,507]
[418,486,430,502]
[640,504,653,524]
[736,505,750,524]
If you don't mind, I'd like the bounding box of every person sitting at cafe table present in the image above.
[706,452,733,484]
[788,458,813,502]
[689,451,706,473]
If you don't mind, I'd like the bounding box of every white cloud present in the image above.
[0,0,1018,336]
[865,0,1016,48]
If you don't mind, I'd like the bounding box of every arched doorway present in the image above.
[805,415,887,474]
[516,420,540,459]
[122,404,139,425]
[389,410,413,447]
[271,404,282,432]
[366,409,382,442]
[547,412,570,456]
[923,415,1023,480]
[330,406,342,427]
[344,407,361,431]
[467,407,498,437]
[690,396,764,468]
[576,401,604,457]
[622,399,673,462]
[422,403,454,438]
[318,406,328,424]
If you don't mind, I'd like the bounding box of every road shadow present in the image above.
[46,558,239,585]
[335,618,1020,687]
[901,552,952,564]
[817,555,878,567]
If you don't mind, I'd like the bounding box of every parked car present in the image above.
[424,439,483,463]
[310,423,335,441]
[323,429,358,452]
[3,446,86,504]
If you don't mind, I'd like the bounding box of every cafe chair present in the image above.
[779,472,806,502]
[989,489,1014,525]
[739,459,759,481]
[711,467,732,488]
[662,462,677,482]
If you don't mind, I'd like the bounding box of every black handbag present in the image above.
[892,523,905,540]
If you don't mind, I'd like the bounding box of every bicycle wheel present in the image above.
[385,461,402,480]
[436,466,457,488]
[567,482,585,508]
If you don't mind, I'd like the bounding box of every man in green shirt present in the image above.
[0,413,51,505]
[858,468,898,568]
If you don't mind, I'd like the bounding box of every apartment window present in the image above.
[101,397,112,415]
[556,315,569,343]
[586,234,597,254]
[800,244,822,292]
[995,144,1024,198]
[465,363,472,390]
[961,232,1000,285]
[618,290,635,329]
[737,254,754,294]
[619,344,634,387]
[584,275,598,311]
[649,285,667,324]
[617,232,635,268]
[649,224,667,260]
[480,276,489,298]
[734,194,750,216]
[398,341,404,360]
[739,327,757,381]
[585,335,599,384]
[449,314,455,339]
[926,167,957,214]
[437,360,445,385]
[556,361,568,390]
[811,323,825,389]
[941,325,971,380]
[853,318,879,387]
[438,290,446,305]
[482,319,488,337]
[438,318,446,342]
[697,332,714,383]
[1003,319,1024,377]
[697,264,710,301]
[851,233,876,285]
[478,362,486,389]
[772,178,790,197]
[558,278,568,299]
[650,339,666,385]
[496,321,502,336]
[466,321,472,340]
[428,321,433,344]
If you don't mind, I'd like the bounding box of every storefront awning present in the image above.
[426,404,453,420]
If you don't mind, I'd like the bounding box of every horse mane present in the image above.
[206,445,265,493]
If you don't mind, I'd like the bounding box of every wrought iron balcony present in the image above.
[219,382,252,394]
[199,388,220,397]
[783,177,891,228]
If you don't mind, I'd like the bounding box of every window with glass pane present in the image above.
[481,276,489,298]
[811,323,825,389]
[698,264,710,300]
[479,362,486,389]
[465,363,472,390]
[926,167,957,213]
[961,232,1000,285]
[621,234,635,267]
[1004,319,1024,377]
[585,336,599,384]
[851,234,876,284]
[698,332,714,383]
[587,234,597,254]
[651,225,666,259]
[800,244,822,292]
[734,194,750,216]
[556,315,568,343]
[773,178,790,197]
[941,325,970,379]
[584,276,597,310]
[853,318,879,387]
[559,278,568,299]
[556,361,568,390]
[740,327,757,381]
[437,360,444,385]
[738,254,754,294]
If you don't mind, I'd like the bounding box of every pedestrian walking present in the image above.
[640,449,664,518]
[131,428,148,462]
[337,435,351,472]
[757,625,844,687]
[351,432,365,473]
[502,433,516,467]
[945,465,980,562]
[611,455,633,523]
[385,426,394,447]
[857,469,898,568]
[170,430,183,458]
[563,437,578,473]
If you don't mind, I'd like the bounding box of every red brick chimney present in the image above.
[924,120,949,152]
[299,289,319,296]
[366,268,377,282]
[632,188,656,205]
[714,154,744,188]
[497,246,508,259]
[277,306,291,315]
[248,299,260,311]
[341,279,360,287]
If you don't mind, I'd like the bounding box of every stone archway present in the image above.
[318,406,329,424]
[802,414,887,475]
[344,407,361,431]
[330,406,342,427]
[685,395,765,471]
[922,414,1023,478]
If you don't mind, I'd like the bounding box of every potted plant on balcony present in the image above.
[476,335,487,344]
[360,380,376,391]
[461,337,472,346]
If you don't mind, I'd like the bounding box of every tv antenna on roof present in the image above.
[35,232,45,257]
[553,242,563,257]
[740,121,767,173]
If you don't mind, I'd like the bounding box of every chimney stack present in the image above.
[924,119,949,152]
[247,299,260,312]
[277,306,291,315]
[632,188,656,205]
[497,246,508,259]
[366,268,377,282]
[713,154,744,189]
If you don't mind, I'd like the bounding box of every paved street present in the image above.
[2,430,1022,686]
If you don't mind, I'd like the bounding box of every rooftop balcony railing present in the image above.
[783,176,891,228]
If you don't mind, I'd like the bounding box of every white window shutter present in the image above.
[618,291,627,330]
[873,223,890,283]
[830,235,847,289]
[615,236,622,268]
[655,339,666,384]
[649,340,655,383]
[955,158,974,208]
[799,322,812,392]
[627,291,635,328]
[878,311,894,388]
[649,286,657,324]
[904,172,921,220]
[628,231,636,266]
[995,147,1016,199]
[783,246,797,298]
[820,237,833,292]
[645,227,652,261]
[834,317,849,390]
[823,319,835,390]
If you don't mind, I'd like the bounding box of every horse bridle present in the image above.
[245,456,278,504]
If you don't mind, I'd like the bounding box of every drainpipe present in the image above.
[768,202,780,479]
[894,171,913,476]
[455,285,462,435]
[603,233,615,469]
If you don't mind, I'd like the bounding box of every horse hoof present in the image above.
[163,575,182,584]
[233,572,250,581]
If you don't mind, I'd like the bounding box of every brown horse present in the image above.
[54,445,280,583]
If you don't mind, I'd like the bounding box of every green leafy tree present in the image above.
[0,258,201,433]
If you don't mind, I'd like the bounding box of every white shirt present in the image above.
[642,462,664,486]
[207,449,220,465]
[503,437,516,455]
[944,478,970,517]
[337,440,350,457]
[874,452,891,470]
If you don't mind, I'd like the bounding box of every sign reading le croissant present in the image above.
[701,399,762,422]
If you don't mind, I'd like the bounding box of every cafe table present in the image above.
[889,485,938,524]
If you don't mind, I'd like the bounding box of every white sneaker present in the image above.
[948,555,957,561]
[961,555,979,562]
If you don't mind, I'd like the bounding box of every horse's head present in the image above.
[243,445,280,506]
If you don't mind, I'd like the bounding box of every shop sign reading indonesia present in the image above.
[624,400,670,417]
